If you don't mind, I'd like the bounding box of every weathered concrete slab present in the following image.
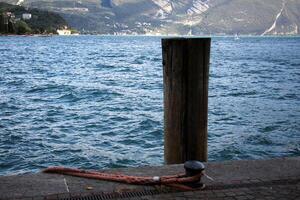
[64,175,154,196]
[203,156,300,185]
[0,157,299,200]
[0,173,67,199]
[139,182,300,200]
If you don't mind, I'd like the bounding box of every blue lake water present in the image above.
[0,36,299,175]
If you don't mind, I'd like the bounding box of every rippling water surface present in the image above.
[0,36,299,175]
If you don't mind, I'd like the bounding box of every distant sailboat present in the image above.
[188,28,192,36]
[234,33,240,40]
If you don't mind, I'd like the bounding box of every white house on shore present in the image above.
[57,26,72,35]
[57,29,71,35]
[22,13,32,20]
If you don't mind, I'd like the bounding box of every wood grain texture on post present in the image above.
[162,38,211,164]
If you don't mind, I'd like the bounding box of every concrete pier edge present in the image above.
[0,157,299,200]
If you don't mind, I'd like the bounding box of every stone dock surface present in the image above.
[0,157,299,200]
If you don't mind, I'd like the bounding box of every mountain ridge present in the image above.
[0,0,299,35]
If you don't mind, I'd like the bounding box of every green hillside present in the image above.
[0,2,68,34]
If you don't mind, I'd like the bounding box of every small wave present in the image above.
[151,57,161,62]
[120,138,140,146]
[140,118,160,129]
[0,48,11,52]
[259,125,280,133]
[289,63,299,67]
[102,54,120,58]
[210,73,223,78]
[7,79,26,86]
[106,162,127,169]
[212,145,244,160]
[210,110,227,116]
[288,146,300,154]
[116,158,134,165]
[117,67,136,72]
[245,135,273,145]
[31,67,47,73]
[88,52,99,56]
[84,88,122,101]
[57,93,81,102]
[10,71,27,75]
[245,69,264,75]
[45,117,58,123]
[96,64,115,70]
[226,91,258,97]
[85,123,105,130]
[26,84,71,94]
[0,102,19,111]
[109,116,129,122]
[218,115,237,122]
[276,93,298,100]
[30,98,50,103]
[132,57,144,65]
[144,130,162,140]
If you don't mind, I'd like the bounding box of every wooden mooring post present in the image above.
[162,38,211,164]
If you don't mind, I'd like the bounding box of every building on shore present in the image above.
[22,13,32,20]
[0,12,16,33]
[57,26,71,35]
[57,29,71,35]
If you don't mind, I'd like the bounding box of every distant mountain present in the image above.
[0,0,299,35]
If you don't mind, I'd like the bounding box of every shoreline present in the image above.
[0,33,80,37]
[1,33,300,38]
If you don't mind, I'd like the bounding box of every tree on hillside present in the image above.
[15,20,32,34]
